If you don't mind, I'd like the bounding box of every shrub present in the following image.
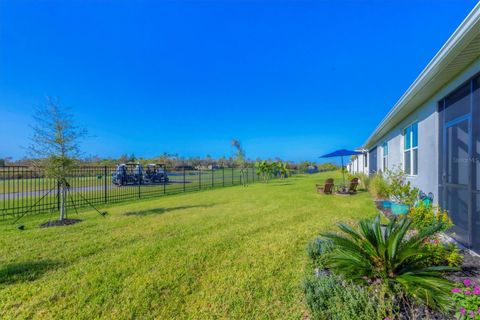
[346,172,370,191]
[385,167,419,205]
[451,279,480,319]
[422,238,463,268]
[322,215,455,311]
[356,172,371,191]
[369,173,390,199]
[306,238,333,267]
[409,202,452,232]
[303,273,391,320]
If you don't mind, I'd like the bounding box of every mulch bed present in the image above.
[39,219,82,228]
[447,249,480,283]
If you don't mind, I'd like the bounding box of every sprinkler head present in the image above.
[17,225,25,231]
[101,211,108,216]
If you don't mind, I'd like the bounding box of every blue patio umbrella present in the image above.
[320,149,363,186]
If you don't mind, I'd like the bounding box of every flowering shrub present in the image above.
[409,202,453,232]
[452,279,480,319]
[422,237,463,267]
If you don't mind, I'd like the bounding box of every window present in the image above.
[382,141,388,171]
[403,122,418,175]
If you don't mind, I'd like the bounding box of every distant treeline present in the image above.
[0,154,338,171]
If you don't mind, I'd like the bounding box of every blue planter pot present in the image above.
[382,200,392,209]
[391,202,409,215]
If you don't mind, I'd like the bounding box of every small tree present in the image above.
[385,166,419,205]
[231,139,248,186]
[29,98,86,221]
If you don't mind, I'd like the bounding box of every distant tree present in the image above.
[0,159,4,167]
[318,162,339,172]
[129,153,136,162]
[28,98,86,221]
[84,155,102,163]
[205,154,213,167]
[118,154,129,163]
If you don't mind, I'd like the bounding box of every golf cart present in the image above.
[144,164,169,183]
[112,163,144,186]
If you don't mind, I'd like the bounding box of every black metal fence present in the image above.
[0,166,297,219]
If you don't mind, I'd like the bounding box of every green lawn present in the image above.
[0,172,377,319]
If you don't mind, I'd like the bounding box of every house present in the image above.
[349,3,480,251]
[348,151,368,175]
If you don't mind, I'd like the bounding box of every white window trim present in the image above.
[382,141,388,172]
[403,122,418,176]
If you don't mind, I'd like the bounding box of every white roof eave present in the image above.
[364,2,480,148]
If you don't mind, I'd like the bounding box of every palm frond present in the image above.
[322,214,454,312]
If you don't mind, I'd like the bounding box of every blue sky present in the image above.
[0,0,477,162]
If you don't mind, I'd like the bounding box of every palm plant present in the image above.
[255,160,289,181]
[322,215,455,311]
[256,160,272,182]
[255,161,262,179]
[279,162,289,179]
[271,161,279,178]
[255,160,267,182]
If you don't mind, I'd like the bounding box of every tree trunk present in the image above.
[59,185,66,221]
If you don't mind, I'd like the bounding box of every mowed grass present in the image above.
[0,172,377,319]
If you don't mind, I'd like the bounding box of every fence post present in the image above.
[2,167,5,217]
[211,168,214,188]
[222,167,225,187]
[231,167,234,185]
[163,166,166,194]
[138,176,141,199]
[199,168,201,190]
[57,180,60,211]
[104,166,107,204]
[183,167,186,192]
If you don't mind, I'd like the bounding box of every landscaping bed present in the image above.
[304,169,480,320]
[375,199,480,284]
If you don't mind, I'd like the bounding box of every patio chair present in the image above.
[347,177,359,194]
[316,178,334,194]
